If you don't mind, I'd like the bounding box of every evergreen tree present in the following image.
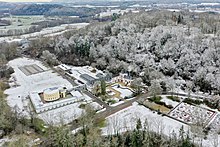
[136,118,142,130]
[101,80,106,95]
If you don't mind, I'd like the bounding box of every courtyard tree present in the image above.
[92,81,101,96]
[101,80,106,95]
[149,80,162,98]
[131,78,143,95]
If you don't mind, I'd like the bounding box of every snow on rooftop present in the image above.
[30,90,84,114]
[70,91,83,98]
[58,64,71,71]
[66,65,105,85]
[44,87,60,95]
[5,57,73,119]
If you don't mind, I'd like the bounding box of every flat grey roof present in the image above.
[80,74,96,83]
[96,73,104,78]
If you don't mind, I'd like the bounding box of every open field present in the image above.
[19,64,44,76]
[0,15,45,31]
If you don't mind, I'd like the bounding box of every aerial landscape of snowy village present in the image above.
[0,0,220,146]
[2,56,220,146]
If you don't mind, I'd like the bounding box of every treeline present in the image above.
[0,42,17,78]
[10,4,106,17]
[41,122,196,147]
[39,105,196,147]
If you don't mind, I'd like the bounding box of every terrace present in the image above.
[111,84,133,99]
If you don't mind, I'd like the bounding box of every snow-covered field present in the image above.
[39,102,84,125]
[5,57,84,125]
[208,113,220,132]
[169,102,216,125]
[0,23,89,43]
[111,84,133,98]
[110,101,124,107]
[97,8,139,18]
[102,102,189,136]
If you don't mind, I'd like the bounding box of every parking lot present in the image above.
[19,64,44,76]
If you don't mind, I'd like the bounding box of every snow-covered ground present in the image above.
[97,108,106,113]
[208,113,220,132]
[5,57,84,125]
[66,65,107,87]
[39,102,84,125]
[160,95,180,107]
[169,102,216,125]
[111,84,133,98]
[89,102,103,111]
[102,102,220,146]
[110,101,124,107]
[0,137,11,147]
[102,102,189,136]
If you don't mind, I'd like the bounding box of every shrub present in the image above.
[183,98,203,105]
[166,95,180,102]
[149,96,162,103]
[107,99,116,105]
[79,104,86,109]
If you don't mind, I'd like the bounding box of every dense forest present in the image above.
[28,10,220,95]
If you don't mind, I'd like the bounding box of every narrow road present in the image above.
[71,93,149,130]
[95,93,149,121]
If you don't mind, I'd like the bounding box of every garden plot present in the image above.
[4,57,85,125]
[0,15,45,31]
[111,84,133,98]
[169,102,216,125]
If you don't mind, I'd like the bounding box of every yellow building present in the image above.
[43,87,67,102]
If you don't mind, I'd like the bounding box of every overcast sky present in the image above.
[3,0,52,2]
